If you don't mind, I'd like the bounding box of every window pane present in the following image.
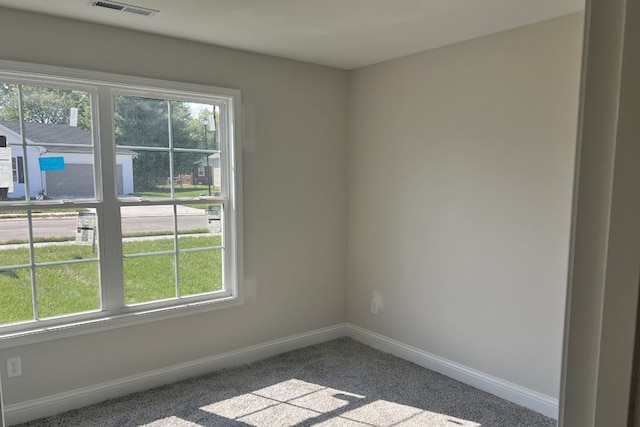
[121,204,177,304]
[35,262,100,318]
[0,82,19,121]
[0,215,30,265]
[0,83,23,201]
[114,95,169,148]
[174,102,218,150]
[131,151,171,198]
[0,83,95,201]
[33,210,97,262]
[177,204,221,247]
[178,249,222,297]
[121,205,175,249]
[115,96,218,200]
[124,254,175,305]
[174,152,218,197]
[177,204,223,297]
[19,85,95,200]
[0,267,33,325]
[177,204,210,237]
[19,85,91,133]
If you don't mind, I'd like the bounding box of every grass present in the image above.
[3,236,78,245]
[135,184,222,210]
[0,209,87,218]
[0,236,222,325]
[136,184,221,200]
[1,229,210,246]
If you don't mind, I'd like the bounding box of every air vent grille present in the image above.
[89,1,158,17]
[122,6,153,16]
[93,1,124,11]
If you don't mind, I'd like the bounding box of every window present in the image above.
[11,156,24,183]
[0,61,242,342]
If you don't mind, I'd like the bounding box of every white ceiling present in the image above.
[0,0,584,70]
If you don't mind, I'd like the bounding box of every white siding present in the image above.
[7,144,43,198]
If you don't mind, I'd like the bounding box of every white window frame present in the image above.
[0,60,243,349]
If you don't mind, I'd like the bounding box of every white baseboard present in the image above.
[4,324,345,426]
[344,323,559,419]
[4,323,558,425]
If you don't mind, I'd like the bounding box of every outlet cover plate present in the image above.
[7,357,21,377]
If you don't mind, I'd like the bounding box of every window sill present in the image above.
[0,295,242,349]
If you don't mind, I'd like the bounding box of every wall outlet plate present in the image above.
[7,357,21,378]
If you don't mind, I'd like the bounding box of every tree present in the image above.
[0,83,92,130]
[188,107,219,150]
[114,96,202,191]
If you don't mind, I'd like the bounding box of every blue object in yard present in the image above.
[39,156,65,171]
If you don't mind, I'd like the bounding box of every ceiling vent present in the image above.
[89,1,158,17]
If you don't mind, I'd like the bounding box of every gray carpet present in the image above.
[16,338,556,427]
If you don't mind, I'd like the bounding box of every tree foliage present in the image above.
[0,81,217,193]
[113,96,207,191]
[0,83,92,130]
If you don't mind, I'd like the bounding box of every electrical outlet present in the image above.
[7,357,21,377]
[371,299,378,314]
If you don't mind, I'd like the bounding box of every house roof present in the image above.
[0,120,91,145]
[0,121,135,155]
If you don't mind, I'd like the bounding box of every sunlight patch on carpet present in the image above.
[200,378,481,427]
[142,415,196,426]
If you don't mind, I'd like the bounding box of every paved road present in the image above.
[0,206,211,241]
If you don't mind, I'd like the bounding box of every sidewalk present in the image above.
[0,205,206,219]
[120,205,204,217]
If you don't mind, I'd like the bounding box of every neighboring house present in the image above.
[0,121,135,199]
[192,153,221,189]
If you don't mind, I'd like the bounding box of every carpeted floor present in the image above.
[16,338,556,426]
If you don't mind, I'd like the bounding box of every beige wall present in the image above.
[347,13,583,398]
[0,8,348,405]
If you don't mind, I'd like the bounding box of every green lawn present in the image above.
[136,184,220,200]
[0,236,222,325]
[0,209,87,218]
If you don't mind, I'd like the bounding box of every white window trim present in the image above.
[0,59,244,349]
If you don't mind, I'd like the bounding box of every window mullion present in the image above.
[173,205,180,298]
[96,86,124,311]
[15,85,39,319]
[26,211,39,320]
[16,86,32,201]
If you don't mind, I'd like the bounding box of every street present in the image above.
[0,206,210,241]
